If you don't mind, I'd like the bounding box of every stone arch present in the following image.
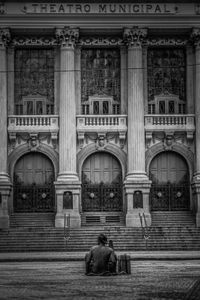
[8,144,59,182]
[145,143,194,180]
[77,143,127,181]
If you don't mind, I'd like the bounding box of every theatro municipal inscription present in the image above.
[22,3,175,14]
[0,2,199,15]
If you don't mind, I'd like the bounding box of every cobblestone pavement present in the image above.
[0,260,200,300]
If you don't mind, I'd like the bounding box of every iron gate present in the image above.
[82,182,123,212]
[150,182,190,211]
[13,183,55,212]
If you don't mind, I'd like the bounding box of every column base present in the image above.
[125,172,149,182]
[0,173,11,183]
[126,212,151,227]
[56,172,80,182]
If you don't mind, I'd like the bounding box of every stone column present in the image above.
[54,27,81,228]
[191,28,200,226]
[0,28,12,229]
[123,27,151,227]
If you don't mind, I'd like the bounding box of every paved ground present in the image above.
[0,260,200,299]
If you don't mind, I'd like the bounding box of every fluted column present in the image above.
[123,27,151,227]
[56,27,79,181]
[191,28,200,226]
[124,27,148,180]
[54,27,81,228]
[0,28,12,229]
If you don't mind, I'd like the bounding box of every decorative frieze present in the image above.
[12,36,58,47]
[0,28,10,48]
[55,27,79,48]
[79,36,123,46]
[123,27,147,47]
[146,37,187,47]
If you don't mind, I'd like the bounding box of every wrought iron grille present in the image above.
[150,182,190,211]
[82,182,123,212]
[13,183,55,212]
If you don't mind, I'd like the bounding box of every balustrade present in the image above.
[145,114,195,129]
[8,115,59,132]
[77,115,127,129]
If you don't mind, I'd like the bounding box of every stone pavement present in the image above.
[0,250,200,262]
[0,260,200,299]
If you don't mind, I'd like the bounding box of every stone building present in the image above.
[0,0,200,230]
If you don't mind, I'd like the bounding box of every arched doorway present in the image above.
[149,151,190,211]
[13,152,55,212]
[82,152,123,212]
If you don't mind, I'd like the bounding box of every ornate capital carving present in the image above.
[123,27,147,47]
[0,28,11,48]
[56,27,79,48]
[191,28,200,47]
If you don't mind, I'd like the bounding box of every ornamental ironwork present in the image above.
[81,48,120,102]
[82,181,123,212]
[147,48,186,101]
[13,183,55,212]
[150,182,190,211]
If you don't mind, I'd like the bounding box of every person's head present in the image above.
[97,233,107,245]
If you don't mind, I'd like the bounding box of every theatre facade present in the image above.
[1,0,200,229]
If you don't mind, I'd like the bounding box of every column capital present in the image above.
[0,28,11,48]
[55,27,79,49]
[123,27,147,47]
[191,27,200,48]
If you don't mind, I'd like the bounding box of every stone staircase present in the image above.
[0,211,200,252]
[151,211,196,227]
[10,213,55,228]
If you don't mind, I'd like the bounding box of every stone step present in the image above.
[10,213,55,228]
[1,225,200,252]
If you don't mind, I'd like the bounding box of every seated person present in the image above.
[85,233,117,275]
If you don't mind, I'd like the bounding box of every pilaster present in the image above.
[54,27,81,227]
[123,27,151,227]
[0,28,12,229]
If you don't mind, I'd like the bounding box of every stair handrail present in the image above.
[139,213,150,240]
[64,213,70,243]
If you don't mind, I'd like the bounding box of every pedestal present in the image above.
[124,179,152,227]
[0,182,12,229]
[191,178,200,227]
[54,181,81,228]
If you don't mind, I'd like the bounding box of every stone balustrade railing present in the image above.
[144,114,195,130]
[77,115,127,131]
[8,115,59,132]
